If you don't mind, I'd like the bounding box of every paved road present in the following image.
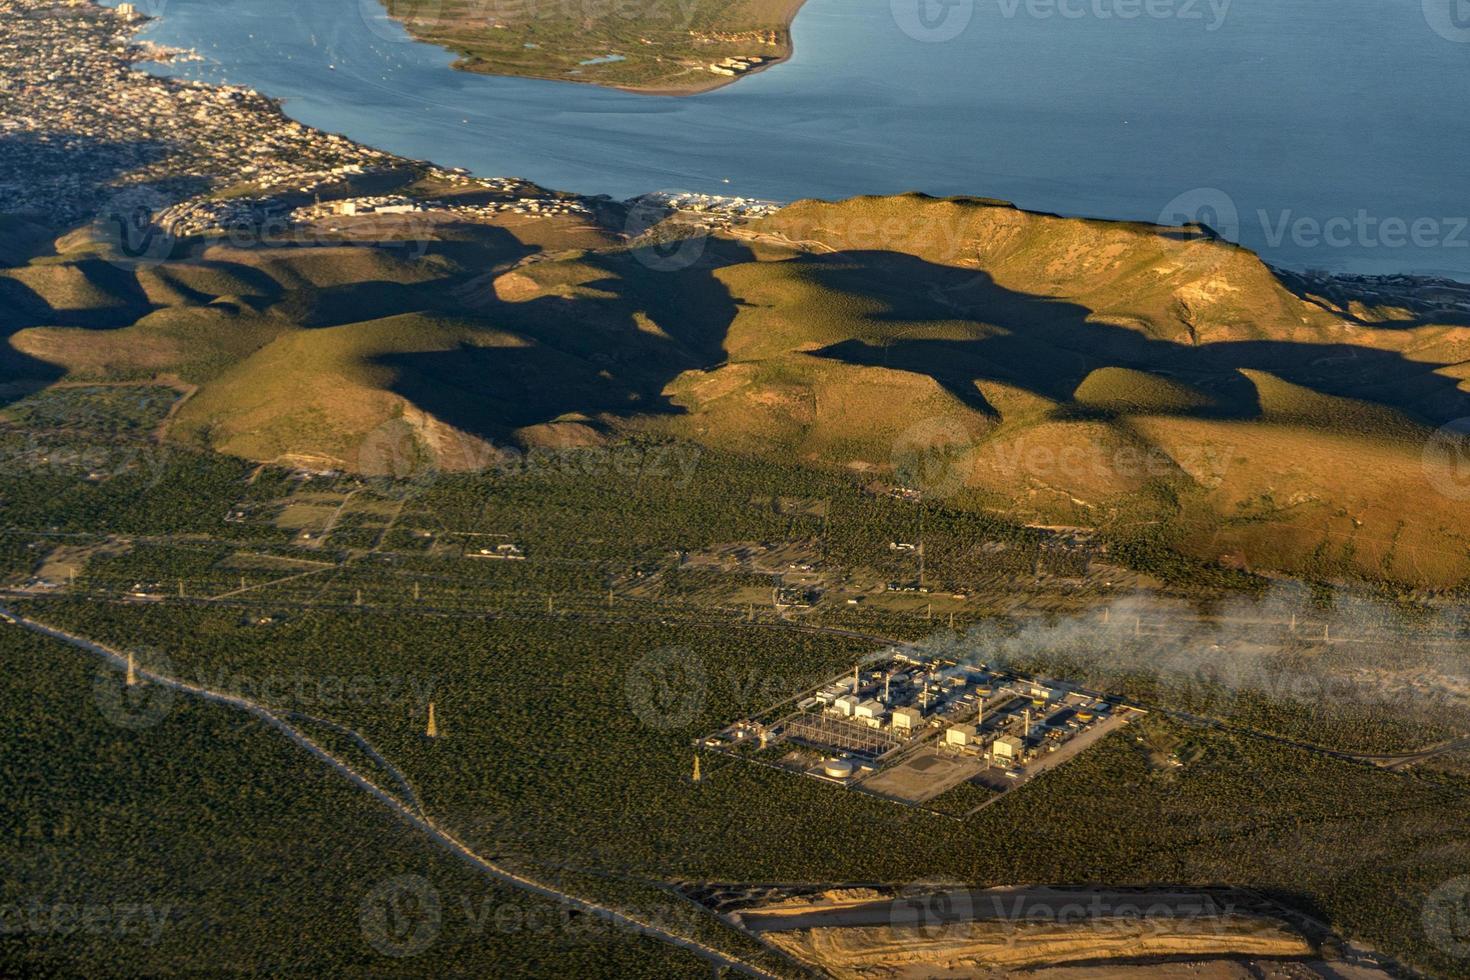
[0,606,779,979]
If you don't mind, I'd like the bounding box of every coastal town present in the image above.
[0,0,779,250]
[0,0,407,223]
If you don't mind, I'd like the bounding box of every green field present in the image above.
[0,626,712,976]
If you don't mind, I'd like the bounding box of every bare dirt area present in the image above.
[32,538,130,588]
[1021,959,1393,980]
[738,886,1356,978]
[759,917,1315,977]
[859,748,986,804]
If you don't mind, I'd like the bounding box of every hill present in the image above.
[5,193,1470,586]
[376,0,804,94]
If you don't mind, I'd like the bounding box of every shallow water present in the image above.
[128,0,1470,278]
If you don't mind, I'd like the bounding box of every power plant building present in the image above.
[891,706,922,730]
[993,734,1024,760]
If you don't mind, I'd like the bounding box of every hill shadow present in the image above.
[802,251,1470,427]
[1273,267,1470,331]
[372,236,751,441]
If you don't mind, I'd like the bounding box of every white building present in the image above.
[891,706,922,731]
[992,734,1024,760]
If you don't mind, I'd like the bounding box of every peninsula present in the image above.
[375,0,807,93]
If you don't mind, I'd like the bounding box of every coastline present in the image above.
[456,28,799,98]
[384,0,809,97]
[11,0,1470,299]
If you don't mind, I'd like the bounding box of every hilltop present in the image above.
[5,190,1470,587]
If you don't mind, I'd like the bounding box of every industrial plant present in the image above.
[699,653,1141,811]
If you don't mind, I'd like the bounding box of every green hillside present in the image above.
[5,194,1470,585]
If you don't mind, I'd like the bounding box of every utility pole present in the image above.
[355,588,362,606]
[691,755,702,783]
[413,581,420,601]
[125,651,137,688]
[177,579,185,598]
[917,534,925,590]
[425,701,438,738]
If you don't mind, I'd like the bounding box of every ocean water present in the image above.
[126,0,1470,278]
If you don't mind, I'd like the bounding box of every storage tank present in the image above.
[822,758,855,779]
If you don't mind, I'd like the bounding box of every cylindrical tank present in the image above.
[822,759,855,779]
